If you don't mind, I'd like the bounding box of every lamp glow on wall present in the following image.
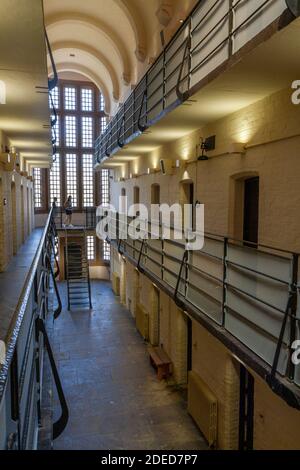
[0,81,6,104]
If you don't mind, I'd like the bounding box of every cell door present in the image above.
[243,177,259,246]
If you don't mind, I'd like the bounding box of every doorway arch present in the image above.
[229,172,260,244]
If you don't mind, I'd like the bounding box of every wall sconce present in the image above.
[119,177,125,182]
[180,170,193,184]
[228,142,246,155]
[0,81,6,105]
[160,159,174,175]
[197,135,216,161]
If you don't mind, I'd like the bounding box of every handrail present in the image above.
[45,29,58,91]
[46,254,62,319]
[0,209,67,448]
[106,211,300,403]
[109,213,299,257]
[0,209,54,402]
[36,318,68,439]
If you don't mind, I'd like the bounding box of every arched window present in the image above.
[120,188,127,214]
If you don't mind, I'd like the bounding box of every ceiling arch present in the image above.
[50,61,112,115]
[46,13,132,84]
[51,41,120,101]
[113,0,147,61]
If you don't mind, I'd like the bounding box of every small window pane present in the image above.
[49,154,61,206]
[49,86,59,109]
[82,117,93,148]
[64,87,76,110]
[82,154,94,207]
[81,88,93,112]
[99,94,105,111]
[52,115,60,147]
[100,116,107,135]
[65,116,77,147]
[33,168,42,208]
[87,236,95,260]
[66,154,78,206]
[101,169,110,205]
[103,240,110,261]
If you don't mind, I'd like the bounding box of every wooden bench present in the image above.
[148,346,172,380]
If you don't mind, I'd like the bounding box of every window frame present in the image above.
[46,79,107,211]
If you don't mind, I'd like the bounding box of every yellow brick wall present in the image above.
[111,241,300,450]
[252,371,300,450]
[0,169,13,270]
[111,87,300,252]
[192,320,240,449]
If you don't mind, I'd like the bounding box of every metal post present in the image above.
[228,0,234,57]
[222,237,228,327]
[10,349,20,449]
[288,253,299,381]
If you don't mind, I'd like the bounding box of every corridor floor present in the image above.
[52,281,207,450]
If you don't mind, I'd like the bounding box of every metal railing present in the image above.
[0,209,68,450]
[106,212,300,399]
[95,0,288,165]
[52,206,97,230]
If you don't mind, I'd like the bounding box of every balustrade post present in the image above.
[222,237,228,327]
[229,0,234,57]
[10,349,20,449]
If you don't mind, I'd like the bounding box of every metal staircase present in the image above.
[65,231,92,310]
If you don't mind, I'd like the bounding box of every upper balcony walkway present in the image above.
[95,0,300,168]
[106,212,300,409]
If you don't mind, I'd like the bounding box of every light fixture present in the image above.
[179,19,184,23]
[197,135,216,161]
[0,81,6,104]
[180,170,193,183]
[148,167,159,174]
[228,142,246,155]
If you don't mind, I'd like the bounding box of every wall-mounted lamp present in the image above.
[197,135,216,161]
[160,159,173,175]
[180,170,193,184]
[228,142,246,155]
[0,81,6,105]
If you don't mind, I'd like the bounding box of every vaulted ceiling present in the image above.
[44,0,197,116]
